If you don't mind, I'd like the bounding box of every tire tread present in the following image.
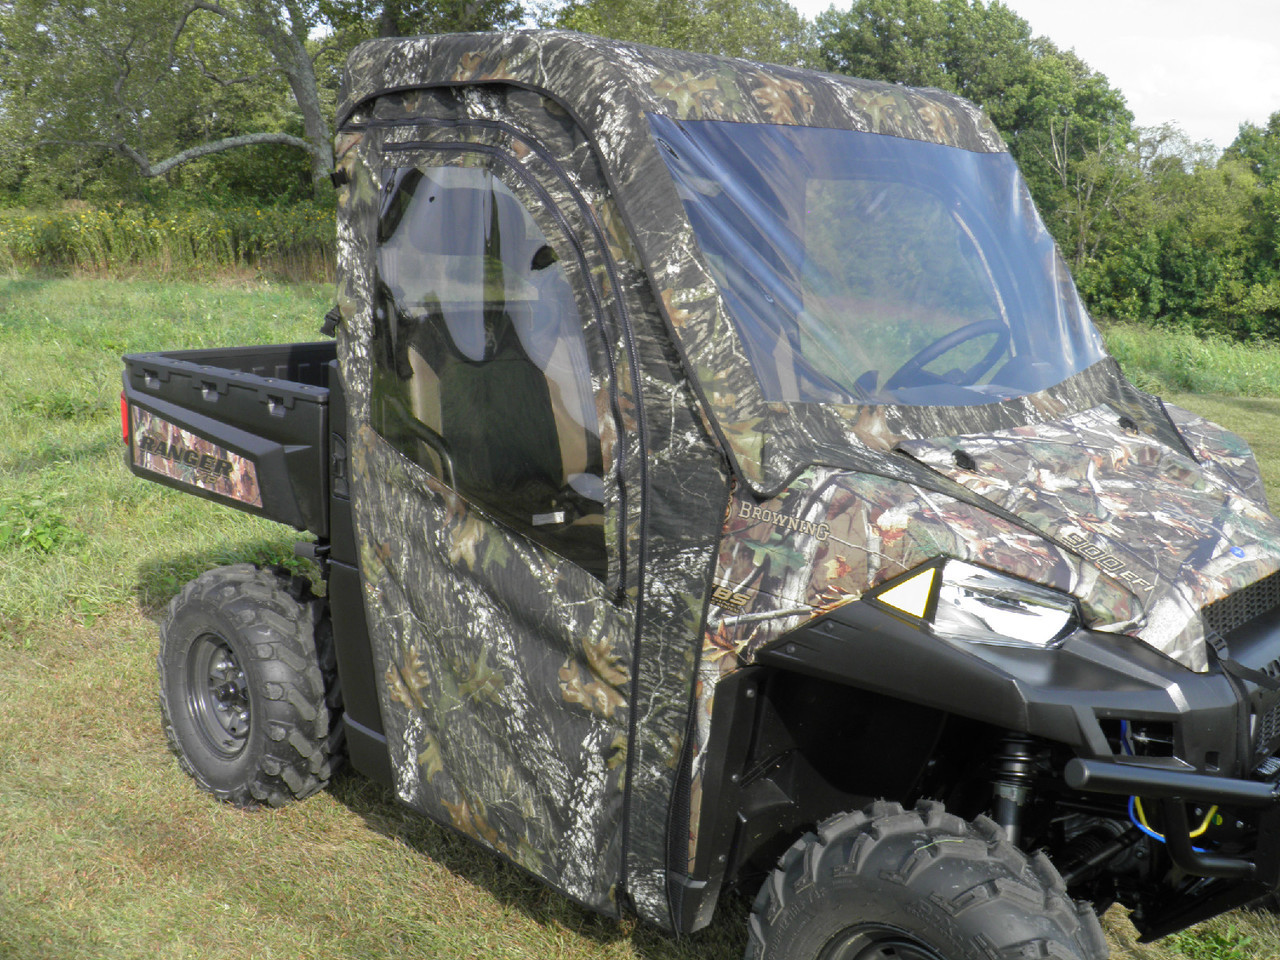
[745,799,1107,960]
[158,564,345,808]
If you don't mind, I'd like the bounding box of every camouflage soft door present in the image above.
[350,139,632,912]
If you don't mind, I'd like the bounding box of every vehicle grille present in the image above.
[1202,568,1280,640]
[1258,700,1280,759]
[1200,571,1280,762]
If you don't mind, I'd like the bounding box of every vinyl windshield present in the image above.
[649,116,1107,407]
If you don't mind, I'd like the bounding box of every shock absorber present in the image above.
[990,733,1047,846]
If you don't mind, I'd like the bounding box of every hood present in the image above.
[897,403,1280,671]
[706,400,1280,676]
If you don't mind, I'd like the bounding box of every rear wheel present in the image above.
[158,564,344,807]
[747,799,1107,960]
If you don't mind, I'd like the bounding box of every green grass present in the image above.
[0,607,749,960]
[1098,318,1280,503]
[0,279,335,636]
[2,290,1280,959]
[0,277,746,960]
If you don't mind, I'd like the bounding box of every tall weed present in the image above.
[0,497,77,554]
[1100,320,1280,397]
[0,203,334,282]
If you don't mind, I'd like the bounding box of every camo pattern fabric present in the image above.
[1165,402,1270,511]
[897,404,1280,672]
[130,407,262,507]
[679,399,1279,868]
[352,426,631,901]
[337,30,1007,494]
[683,464,1143,870]
[333,81,729,927]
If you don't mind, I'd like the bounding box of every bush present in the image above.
[1099,319,1280,396]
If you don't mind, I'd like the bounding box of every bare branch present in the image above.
[39,132,318,178]
[137,0,237,102]
[192,0,235,18]
[108,32,145,120]
[162,3,209,73]
[145,132,320,177]
[165,4,202,70]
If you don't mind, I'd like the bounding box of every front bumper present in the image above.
[757,598,1280,938]
[1067,757,1280,882]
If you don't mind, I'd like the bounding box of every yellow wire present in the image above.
[1190,804,1219,838]
[1133,796,1219,839]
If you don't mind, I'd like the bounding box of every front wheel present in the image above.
[747,799,1107,960]
[158,564,344,808]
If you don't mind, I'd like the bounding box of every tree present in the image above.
[0,1,335,193]
[813,0,1134,255]
[1222,111,1280,324]
[319,0,523,39]
[0,0,525,200]
[815,0,1040,126]
[1071,125,1280,336]
[1224,111,1280,186]
[1008,42,1138,264]
[543,0,815,68]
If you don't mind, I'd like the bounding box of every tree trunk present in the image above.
[281,43,334,192]
[244,2,332,194]
[207,0,334,194]
[378,6,400,36]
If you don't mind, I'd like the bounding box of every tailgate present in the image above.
[122,342,336,536]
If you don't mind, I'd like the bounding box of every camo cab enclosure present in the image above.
[126,29,1280,958]
[327,29,1280,941]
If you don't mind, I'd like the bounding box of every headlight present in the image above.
[871,559,1077,649]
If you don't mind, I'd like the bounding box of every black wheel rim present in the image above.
[820,924,949,960]
[186,633,251,759]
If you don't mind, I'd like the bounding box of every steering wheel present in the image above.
[883,318,1011,393]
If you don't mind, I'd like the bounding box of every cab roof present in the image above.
[338,30,1005,153]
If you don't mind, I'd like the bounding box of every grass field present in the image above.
[3,278,1280,959]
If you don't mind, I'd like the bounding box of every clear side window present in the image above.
[371,163,606,579]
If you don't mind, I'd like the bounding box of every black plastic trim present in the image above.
[328,559,384,741]
[757,599,1247,774]
[326,363,358,566]
[125,392,320,533]
[123,341,335,535]
[344,716,393,788]
[675,668,763,932]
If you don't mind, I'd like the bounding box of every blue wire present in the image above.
[1127,785,1209,852]
[1128,796,1166,841]
[1119,723,1161,836]
[1121,722,1208,852]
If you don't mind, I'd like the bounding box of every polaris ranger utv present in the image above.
[122,30,1280,960]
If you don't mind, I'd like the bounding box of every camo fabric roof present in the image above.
[338,30,1007,494]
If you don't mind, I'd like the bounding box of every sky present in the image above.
[791,0,1280,151]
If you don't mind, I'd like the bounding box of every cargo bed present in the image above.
[122,342,337,536]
